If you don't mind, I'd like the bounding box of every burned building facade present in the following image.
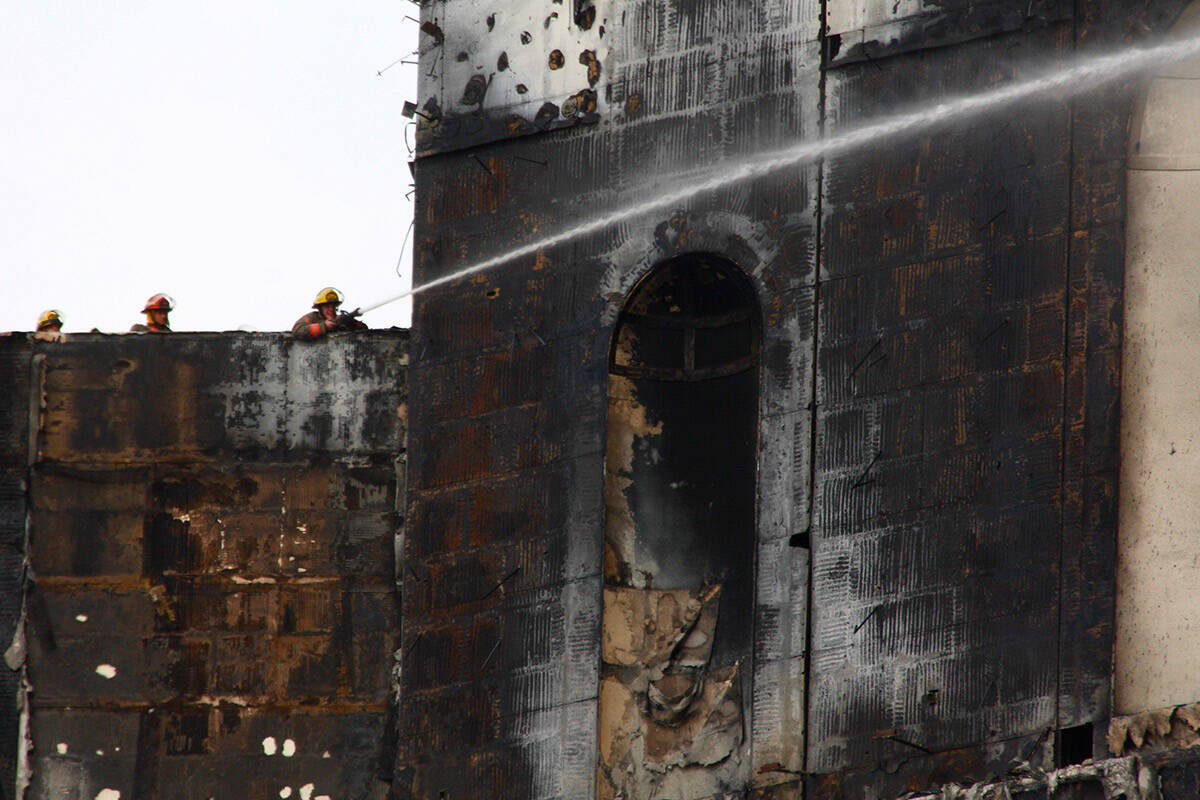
[0,332,408,799]
[8,2,1200,799]
[401,0,1200,798]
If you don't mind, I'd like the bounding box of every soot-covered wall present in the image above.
[403,2,818,798]
[3,331,407,800]
[0,336,34,799]
[403,1,1191,799]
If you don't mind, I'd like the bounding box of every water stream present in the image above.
[361,30,1200,314]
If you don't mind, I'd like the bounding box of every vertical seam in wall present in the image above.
[26,353,44,471]
[1056,0,1081,742]
[1105,6,1139,727]
[802,0,831,777]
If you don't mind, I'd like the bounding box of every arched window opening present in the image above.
[610,256,759,381]
[598,253,760,799]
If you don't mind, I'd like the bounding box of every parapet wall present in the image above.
[0,331,407,800]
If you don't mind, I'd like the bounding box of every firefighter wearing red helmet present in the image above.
[131,293,174,333]
[292,287,368,340]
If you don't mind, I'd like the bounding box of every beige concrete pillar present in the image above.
[1115,4,1200,715]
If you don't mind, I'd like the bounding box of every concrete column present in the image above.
[1115,5,1200,714]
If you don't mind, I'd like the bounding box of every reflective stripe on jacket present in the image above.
[291,311,367,340]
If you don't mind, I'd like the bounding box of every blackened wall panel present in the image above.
[805,3,1192,793]
[22,332,407,800]
[402,1,823,797]
[810,20,1076,788]
[403,1,1197,797]
[825,0,1074,67]
[0,336,33,798]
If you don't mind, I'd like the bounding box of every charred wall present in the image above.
[808,3,1191,796]
[405,1,1196,799]
[3,331,407,800]
[403,2,819,798]
[0,336,34,799]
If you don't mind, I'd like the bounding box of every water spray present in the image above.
[359,30,1200,317]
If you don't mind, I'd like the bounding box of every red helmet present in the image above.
[142,293,175,313]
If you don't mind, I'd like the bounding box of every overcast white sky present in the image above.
[4,3,419,333]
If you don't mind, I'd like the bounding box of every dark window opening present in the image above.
[604,252,760,660]
[1056,723,1095,768]
[610,254,760,382]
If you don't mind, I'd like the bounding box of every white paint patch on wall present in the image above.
[94,665,116,679]
[824,0,931,60]
[262,736,278,756]
[282,738,296,757]
[825,0,925,33]
[421,0,606,123]
[284,344,395,452]
[94,790,121,800]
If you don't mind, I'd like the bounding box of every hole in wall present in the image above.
[1056,723,1095,768]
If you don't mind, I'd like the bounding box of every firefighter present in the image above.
[36,310,63,333]
[131,293,174,332]
[292,287,368,340]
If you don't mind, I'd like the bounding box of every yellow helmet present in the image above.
[37,310,63,331]
[312,287,344,308]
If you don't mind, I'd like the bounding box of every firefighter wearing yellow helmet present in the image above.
[131,293,174,333]
[292,287,368,340]
[37,310,63,333]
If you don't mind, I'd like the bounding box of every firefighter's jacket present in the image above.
[291,311,368,340]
